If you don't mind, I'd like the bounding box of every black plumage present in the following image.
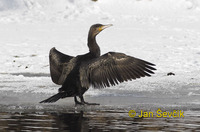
[40,24,156,105]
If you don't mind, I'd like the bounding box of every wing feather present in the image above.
[49,47,74,85]
[80,52,156,88]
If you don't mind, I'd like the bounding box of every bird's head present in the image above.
[89,24,113,37]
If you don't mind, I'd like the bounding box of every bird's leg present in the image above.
[74,96,83,105]
[79,96,100,105]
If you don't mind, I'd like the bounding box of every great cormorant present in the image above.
[40,24,156,105]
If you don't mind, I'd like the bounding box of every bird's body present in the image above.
[40,24,156,105]
[59,53,96,96]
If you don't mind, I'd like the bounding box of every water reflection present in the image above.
[0,110,199,131]
[55,112,87,132]
[0,112,85,132]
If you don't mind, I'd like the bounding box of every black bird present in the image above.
[40,24,156,105]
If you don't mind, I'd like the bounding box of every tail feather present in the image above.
[40,92,66,103]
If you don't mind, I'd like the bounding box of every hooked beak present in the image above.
[99,24,113,31]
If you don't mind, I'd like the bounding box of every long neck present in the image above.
[87,34,100,57]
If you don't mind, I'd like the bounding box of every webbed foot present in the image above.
[74,96,100,105]
[82,101,100,105]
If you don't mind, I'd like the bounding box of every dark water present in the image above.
[0,109,199,132]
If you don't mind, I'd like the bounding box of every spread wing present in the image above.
[49,47,74,85]
[80,52,156,88]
